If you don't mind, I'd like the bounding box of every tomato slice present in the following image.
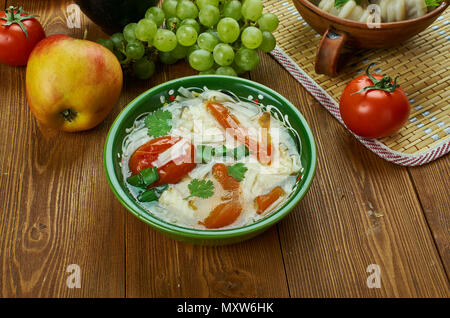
[212,163,240,192]
[199,163,243,229]
[199,199,242,229]
[206,102,272,164]
[128,136,196,187]
[255,186,286,215]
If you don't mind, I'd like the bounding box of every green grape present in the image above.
[159,51,178,64]
[189,49,214,71]
[187,44,200,58]
[135,19,157,42]
[96,38,114,52]
[162,0,178,18]
[199,68,216,75]
[223,0,242,20]
[259,31,276,53]
[176,25,198,47]
[197,32,218,52]
[126,40,145,60]
[123,23,137,42]
[231,61,246,75]
[179,18,200,33]
[196,0,219,9]
[199,5,220,27]
[241,26,262,49]
[235,47,259,71]
[110,33,126,50]
[213,43,235,66]
[153,29,178,52]
[217,18,240,44]
[133,58,155,79]
[241,0,263,21]
[166,16,180,32]
[257,13,279,32]
[145,7,165,27]
[215,66,237,76]
[176,0,199,20]
[206,29,219,40]
[113,49,126,62]
[171,43,189,59]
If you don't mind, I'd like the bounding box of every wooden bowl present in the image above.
[292,0,449,76]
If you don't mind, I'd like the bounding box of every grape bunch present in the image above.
[96,0,279,79]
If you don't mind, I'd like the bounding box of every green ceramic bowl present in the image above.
[104,75,317,245]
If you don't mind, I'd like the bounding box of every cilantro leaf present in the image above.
[227,163,247,182]
[145,109,172,138]
[186,179,215,199]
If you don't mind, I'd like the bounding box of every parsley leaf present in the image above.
[335,0,360,8]
[186,179,215,199]
[227,163,248,182]
[145,109,172,138]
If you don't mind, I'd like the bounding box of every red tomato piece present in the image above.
[0,7,46,66]
[128,136,196,187]
[199,199,242,229]
[212,163,240,192]
[206,102,272,164]
[255,186,286,215]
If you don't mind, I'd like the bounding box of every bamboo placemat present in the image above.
[266,0,449,166]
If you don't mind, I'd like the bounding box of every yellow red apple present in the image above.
[26,34,123,132]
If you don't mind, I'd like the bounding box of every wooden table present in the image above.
[0,0,448,298]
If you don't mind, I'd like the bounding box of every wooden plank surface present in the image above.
[0,0,125,297]
[253,55,449,297]
[408,159,450,273]
[0,0,448,298]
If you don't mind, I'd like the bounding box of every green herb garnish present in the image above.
[126,167,159,188]
[233,145,250,160]
[145,109,172,137]
[196,145,214,163]
[227,163,248,182]
[186,179,215,199]
[200,144,250,160]
[335,0,360,8]
[138,185,168,202]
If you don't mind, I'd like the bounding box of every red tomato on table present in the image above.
[129,136,196,187]
[339,64,410,138]
[0,6,45,66]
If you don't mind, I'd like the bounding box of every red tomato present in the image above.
[0,6,46,66]
[339,64,410,138]
[129,136,196,187]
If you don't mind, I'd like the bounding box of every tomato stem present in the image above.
[1,6,39,39]
[352,63,400,95]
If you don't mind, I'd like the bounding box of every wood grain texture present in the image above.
[0,0,448,298]
[408,158,450,274]
[252,53,449,297]
[0,0,125,297]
